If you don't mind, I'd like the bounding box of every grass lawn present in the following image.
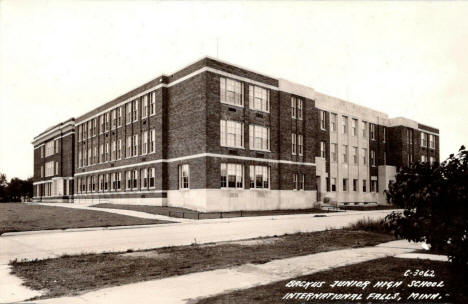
[195,257,466,304]
[10,229,394,299]
[91,203,332,219]
[0,203,173,234]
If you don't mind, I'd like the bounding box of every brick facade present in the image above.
[32,57,440,210]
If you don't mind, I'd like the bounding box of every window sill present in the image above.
[221,101,244,108]
[221,145,245,150]
[250,149,271,153]
[249,108,270,114]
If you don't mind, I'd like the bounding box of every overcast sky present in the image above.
[1,1,467,180]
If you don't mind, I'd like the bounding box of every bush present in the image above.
[348,217,392,235]
[385,146,467,268]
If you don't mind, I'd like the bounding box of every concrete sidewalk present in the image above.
[30,240,423,304]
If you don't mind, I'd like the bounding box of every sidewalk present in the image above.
[30,240,424,304]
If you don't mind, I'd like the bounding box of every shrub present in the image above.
[385,146,467,268]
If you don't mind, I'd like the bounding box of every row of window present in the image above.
[77,129,156,168]
[40,161,59,178]
[76,168,156,193]
[220,120,270,151]
[220,77,270,112]
[77,91,157,142]
[319,111,385,141]
[320,142,384,166]
[220,164,270,189]
[420,132,436,149]
[327,178,378,193]
[421,155,437,164]
[40,139,60,158]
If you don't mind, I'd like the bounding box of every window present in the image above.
[149,168,155,188]
[150,92,156,115]
[331,178,336,192]
[105,112,110,131]
[142,131,148,155]
[54,139,60,153]
[93,119,97,136]
[220,77,243,106]
[91,176,96,192]
[429,134,435,149]
[342,116,348,134]
[126,171,131,189]
[320,141,326,158]
[105,142,109,161]
[352,119,357,136]
[429,156,435,165]
[220,163,243,188]
[83,148,87,166]
[249,125,270,151]
[142,168,148,189]
[179,164,190,189]
[420,133,427,147]
[371,180,378,192]
[111,140,116,161]
[132,99,139,122]
[297,98,303,120]
[362,121,368,138]
[45,141,54,157]
[352,146,358,165]
[330,113,337,132]
[40,165,44,177]
[342,145,348,164]
[55,161,59,175]
[220,120,244,148]
[353,179,358,191]
[291,133,297,155]
[126,136,131,158]
[298,134,303,156]
[132,170,138,189]
[249,85,269,112]
[384,151,387,165]
[362,180,367,192]
[421,155,427,162]
[370,150,376,167]
[111,109,116,129]
[117,107,122,127]
[361,148,367,165]
[407,129,413,146]
[291,97,297,119]
[382,127,386,142]
[370,123,376,140]
[98,175,103,192]
[78,150,82,168]
[331,143,337,162]
[149,129,156,153]
[88,147,92,165]
[343,178,348,191]
[132,134,138,156]
[45,162,54,177]
[249,165,270,189]
[78,125,82,142]
[114,172,121,190]
[94,146,98,164]
[320,111,326,130]
[291,97,303,119]
[100,115,104,133]
[126,103,132,124]
[117,139,122,160]
[293,174,304,190]
[142,95,148,118]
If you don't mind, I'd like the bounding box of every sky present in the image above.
[1,0,467,180]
